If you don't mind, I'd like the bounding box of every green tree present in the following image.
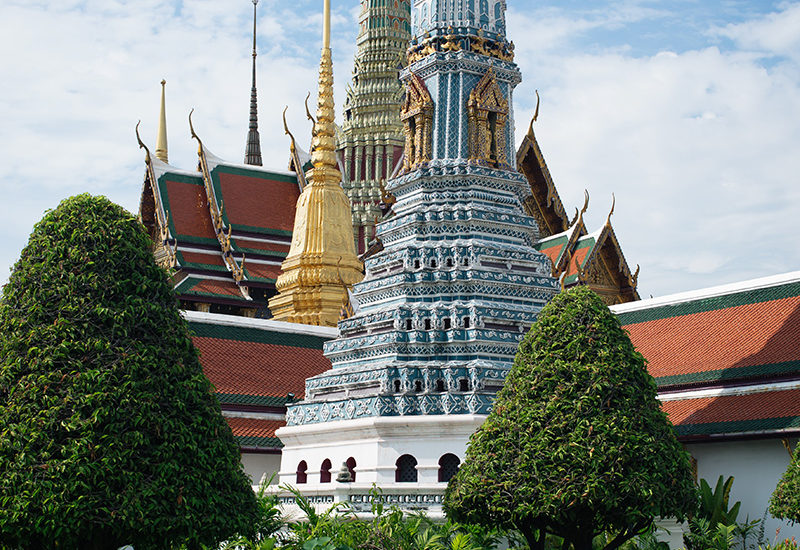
[770,443,800,524]
[0,195,259,550]
[443,286,696,550]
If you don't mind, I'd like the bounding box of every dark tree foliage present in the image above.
[770,443,800,524]
[0,195,259,550]
[443,286,696,550]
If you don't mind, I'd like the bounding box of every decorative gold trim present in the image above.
[189,110,249,295]
[136,121,177,268]
[283,106,308,192]
[467,68,510,169]
[400,72,434,173]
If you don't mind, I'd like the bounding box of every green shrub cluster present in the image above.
[0,195,259,549]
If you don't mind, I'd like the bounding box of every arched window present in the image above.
[320,459,332,483]
[346,457,357,482]
[296,461,308,484]
[396,454,418,482]
[438,453,460,482]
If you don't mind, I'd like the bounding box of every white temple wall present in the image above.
[241,452,282,487]
[684,438,800,545]
[276,415,485,488]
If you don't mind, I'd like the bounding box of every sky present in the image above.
[0,0,798,298]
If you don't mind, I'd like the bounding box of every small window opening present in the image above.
[296,461,308,484]
[424,318,431,330]
[346,457,357,482]
[414,259,420,269]
[438,454,460,482]
[462,257,469,267]
[414,379,423,392]
[406,319,413,330]
[395,454,418,482]
[320,459,332,483]
[394,379,402,393]
[435,379,445,392]
[463,317,470,329]
[430,259,437,268]
[459,378,469,391]
[446,258,453,267]
[443,318,451,330]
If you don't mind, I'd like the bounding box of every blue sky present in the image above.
[0,0,798,298]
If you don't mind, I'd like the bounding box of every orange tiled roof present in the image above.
[188,317,335,406]
[661,388,800,438]
[225,417,285,449]
[617,283,800,388]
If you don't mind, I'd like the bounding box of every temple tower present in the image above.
[276,0,557,511]
[268,0,363,327]
[338,0,412,254]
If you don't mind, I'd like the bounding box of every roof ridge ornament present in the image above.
[606,192,616,227]
[283,106,308,192]
[244,0,263,166]
[527,90,540,139]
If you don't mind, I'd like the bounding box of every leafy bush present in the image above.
[771,443,800,524]
[0,194,259,549]
[443,286,696,550]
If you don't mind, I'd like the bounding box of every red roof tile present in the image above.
[226,417,284,440]
[244,262,283,281]
[188,279,244,298]
[625,295,800,381]
[193,337,331,399]
[236,238,290,255]
[165,179,216,240]
[217,172,299,233]
[662,389,800,425]
[181,250,225,268]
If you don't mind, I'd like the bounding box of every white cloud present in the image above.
[711,2,800,61]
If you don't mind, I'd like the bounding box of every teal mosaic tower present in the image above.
[285,0,557,428]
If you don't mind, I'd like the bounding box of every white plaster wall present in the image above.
[686,438,800,546]
[241,452,282,487]
[276,415,485,487]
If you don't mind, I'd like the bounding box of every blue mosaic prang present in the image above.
[285,0,558,427]
[412,0,508,40]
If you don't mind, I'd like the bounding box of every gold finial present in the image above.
[606,193,615,227]
[323,0,331,49]
[526,90,540,139]
[155,80,168,163]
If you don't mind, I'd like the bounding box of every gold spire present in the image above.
[268,0,363,327]
[155,80,168,163]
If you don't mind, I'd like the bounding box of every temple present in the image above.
[274,0,558,509]
[131,2,800,542]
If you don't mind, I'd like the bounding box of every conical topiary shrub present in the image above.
[0,194,259,550]
[444,286,696,550]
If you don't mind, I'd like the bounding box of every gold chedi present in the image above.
[269,0,363,327]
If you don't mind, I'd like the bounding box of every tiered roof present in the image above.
[185,311,337,450]
[138,130,300,315]
[612,272,800,441]
[517,121,639,305]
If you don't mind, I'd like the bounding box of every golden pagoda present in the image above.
[268,0,363,327]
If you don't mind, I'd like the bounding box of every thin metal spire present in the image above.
[244,0,263,166]
[155,80,168,163]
